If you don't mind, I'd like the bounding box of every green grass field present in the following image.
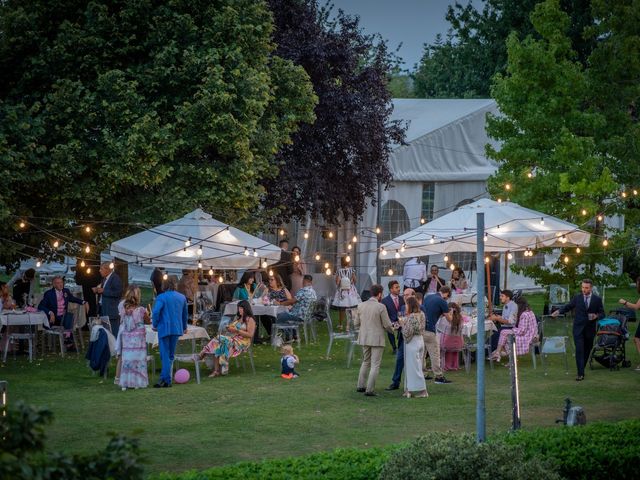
[2,289,639,475]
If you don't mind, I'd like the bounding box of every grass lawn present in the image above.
[2,289,640,475]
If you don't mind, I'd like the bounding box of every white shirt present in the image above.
[403,258,427,288]
[502,300,517,325]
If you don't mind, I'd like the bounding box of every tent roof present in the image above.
[388,98,500,182]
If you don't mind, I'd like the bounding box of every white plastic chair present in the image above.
[326,307,359,367]
[2,313,38,363]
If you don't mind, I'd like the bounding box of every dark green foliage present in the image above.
[379,432,560,480]
[0,401,145,480]
[151,446,396,480]
[501,419,640,480]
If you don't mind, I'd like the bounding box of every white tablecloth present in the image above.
[436,316,496,338]
[145,324,210,347]
[1,310,49,328]
[223,301,288,317]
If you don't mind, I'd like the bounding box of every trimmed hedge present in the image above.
[151,446,397,480]
[501,419,640,479]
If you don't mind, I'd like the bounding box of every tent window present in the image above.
[380,200,410,242]
[421,183,435,222]
[448,252,475,272]
[513,250,545,267]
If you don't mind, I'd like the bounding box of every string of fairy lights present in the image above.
[5,181,639,278]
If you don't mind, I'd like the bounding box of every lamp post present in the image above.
[476,213,486,442]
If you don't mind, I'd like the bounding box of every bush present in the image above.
[502,419,640,479]
[379,432,560,480]
[0,401,145,480]
[151,446,397,480]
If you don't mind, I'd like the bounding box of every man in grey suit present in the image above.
[92,262,123,337]
[355,284,394,396]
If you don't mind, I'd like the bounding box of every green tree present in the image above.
[486,0,640,287]
[413,0,594,98]
[0,0,316,268]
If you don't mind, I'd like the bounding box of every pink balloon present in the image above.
[174,368,190,384]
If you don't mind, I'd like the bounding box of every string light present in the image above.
[449,264,455,271]
[19,220,25,228]
[387,268,394,276]
[324,262,329,269]
[507,252,513,260]
[375,226,381,234]
[197,246,203,256]
[581,209,587,216]
[279,229,285,236]
[400,241,406,252]
[634,189,638,196]
[430,235,435,244]
[328,231,334,239]
[563,256,569,263]
[484,256,490,263]
[622,191,627,198]
[603,238,609,247]
[80,260,85,267]
[219,275,225,283]
[381,247,387,256]
[345,255,351,263]
[253,249,258,257]
[85,226,91,233]
[352,235,358,243]
[527,171,533,179]
[261,260,268,269]
[208,268,214,276]
[53,240,59,248]
[109,262,114,269]
[560,235,567,244]
[186,237,192,247]
[347,243,352,251]
[395,250,400,259]
[243,247,249,256]
[420,218,426,224]
[505,183,511,191]
[443,254,449,262]
[540,217,545,225]
[84,245,90,253]
[303,231,309,239]
[576,247,581,254]
[497,198,502,203]
[315,253,321,261]
[162,273,168,280]
[36,260,41,267]
[597,214,603,222]
[325,268,332,276]
[86,267,91,274]
[483,233,488,242]
[198,261,202,269]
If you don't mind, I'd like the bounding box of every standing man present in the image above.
[354,284,394,396]
[489,289,518,352]
[273,239,293,291]
[386,288,415,391]
[75,260,102,317]
[381,280,404,355]
[151,276,188,388]
[424,265,446,295]
[422,285,453,384]
[92,262,123,337]
[552,279,604,381]
[403,258,427,294]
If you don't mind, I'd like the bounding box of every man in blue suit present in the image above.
[152,276,188,388]
[38,276,88,350]
[92,262,123,337]
[381,280,404,391]
[552,278,605,381]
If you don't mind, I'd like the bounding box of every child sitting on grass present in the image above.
[280,344,299,379]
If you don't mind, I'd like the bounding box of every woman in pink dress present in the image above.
[115,285,149,390]
[490,297,538,362]
[440,302,465,370]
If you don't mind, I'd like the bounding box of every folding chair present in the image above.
[2,313,38,363]
[326,307,358,367]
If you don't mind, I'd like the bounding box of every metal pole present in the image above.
[508,334,521,430]
[375,180,383,284]
[476,212,486,442]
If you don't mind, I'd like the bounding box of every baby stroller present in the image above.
[588,314,630,371]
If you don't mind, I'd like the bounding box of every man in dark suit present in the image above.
[381,279,404,359]
[38,276,88,350]
[552,278,605,381]
[92,262,123,337]
[273,239,293,290]
[385,288,415,391]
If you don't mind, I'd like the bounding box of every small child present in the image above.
[280,344,299,379]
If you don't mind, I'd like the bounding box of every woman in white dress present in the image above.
[399,297,428,398]
[332,256,361,330]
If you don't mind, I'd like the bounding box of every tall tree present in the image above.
[263,0,405,224]
[413,0,594,98]
[486,0,640,286]
[0,0,316,268]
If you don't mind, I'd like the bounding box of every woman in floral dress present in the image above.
[116,285,149,390]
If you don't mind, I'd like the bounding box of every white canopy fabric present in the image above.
[110,209,281,269]
[380,198,590,258]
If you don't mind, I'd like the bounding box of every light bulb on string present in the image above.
[345,255,351,263]
[381,247,387,256]
[622,191,627,198]
[208,268,214,276]
[185,237,191,247]
[563,256,569,264]
[484,256,490,264]
[576,247,581,254]
[261,259,268,269]
[86,267,91,274]
[497,198,502,203]
[395,250,400,259]
[197,246,203,257]
[400,242,406,252]
[85,226,91,233]
[84,245,90,253]
[303,231,309,239]
[80,260,85,267]
[198,261,202,269]
[19,220,26,228]
[527,171,533,179]
[540,217,545,225]
[449,263,455,271]
[430,235,435,244]
[325,268,332,276]
[253,249,258,257]
[597,214,603,222]
[603,238,609,247]
[581,209,587,216]
[219,275,225,283]
[162,273,168,280]
[505,183,511,191]
[36,260,41,267]
[375,226,381,235]
[314,253,321,261]
[443,254,449,262]
[347,243,352,251]
[352,235,358,243]
[634,189,638,196]
[560,235,567,244]
[420,218,426,224]
[53,240,59,248]
[328,231,334,239]
[483,233,488,242]
[507,252,513,260]
[294,254,300,262]
[109,262,114,270]
[324,262,329,269]
[243,247,249,256]
[279,229,285,236]
[387,268,394,276]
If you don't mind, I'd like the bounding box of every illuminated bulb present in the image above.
[527,171,533,179]
[345,255,351,263]
[352,235,358,243]
[430,236,435,244]
[576,247,581,254]
[36,260,41,267]
[84,245,90,253]
[449,264,455,271]
[253,249,258,257]
[324,262,329,269]
[540,217,545,225]
[603,238,609,247]
[208,268,214,276]
[581,209,587,216]
[85,226,91,233]
[387,268,394,276]
[325,268,332,276]
[303,231,309,239]
[53,240,59,248]
[198,261,202,269]
[315,253,321,261]
[219,275,224,283]
[444,254,449,262]
[261,260,268,269]
[347,243,352,251]
[483,234,488,242]
[197,247,203,256]
[294,254,300,262]
[395,250,400,259]
[243,247,249,256]
[19,220,26,228]
[185,239,191,247]
[80,260,85,267]
[560,235,567,244]
[564,256,569,263]
[622,191,627,198]
[485,256,490,264]
[420,218,426,224]
[328,231,334,239]
[400,242,406,252]
[634,190,638,196]
[279,229,285,236]
[86,267,91,274]
[109,262,114,269]
[497,198,502,203]
[505,183,511,191]
[162,273,168,280]
[381,248,387,256]
[507,252,513,260]
[375,226,381,234]
[597,215,603,222]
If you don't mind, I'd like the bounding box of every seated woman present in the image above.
[233,271,255,301]
[490,297,538,362]
[0,281,16,310]
[440,302,465,371]
[260,273,294,340]
[199,300,256,377]
[450,268,468,292]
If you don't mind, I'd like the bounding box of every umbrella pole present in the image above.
[503,252,509,290]
[193,269,198,324]
[485,260,493,314]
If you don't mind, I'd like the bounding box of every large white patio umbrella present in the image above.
[110,208,281,270]
[381,198,590,258]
